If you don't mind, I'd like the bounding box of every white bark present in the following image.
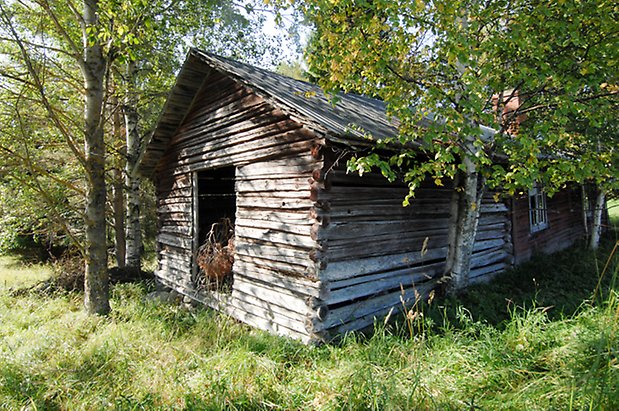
[445,140,484,292]
[123,60,142,269]
[112,93,126,268]
[82,0,110,314]
[589,189,606,250]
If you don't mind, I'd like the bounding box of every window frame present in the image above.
[528,182,549,233]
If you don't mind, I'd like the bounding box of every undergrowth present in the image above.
[0,235,617,410]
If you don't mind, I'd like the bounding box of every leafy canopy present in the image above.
[300,0,618,198]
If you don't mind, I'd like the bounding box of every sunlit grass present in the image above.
[609,198,619,223]
[0,255,53,291]
[0,238,617,410]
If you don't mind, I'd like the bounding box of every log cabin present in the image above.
[138,49,590,343]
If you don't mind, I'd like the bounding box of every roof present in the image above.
[138,48,400,177]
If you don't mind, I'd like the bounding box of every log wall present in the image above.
[154,71,325,343]
[511,188,585,264]
[313,162,513,339]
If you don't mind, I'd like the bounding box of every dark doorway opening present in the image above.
[193,167,236,292]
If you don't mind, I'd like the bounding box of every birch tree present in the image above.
[0,0,281,311]
[298,0,618,290]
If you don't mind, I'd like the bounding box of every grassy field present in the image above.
[0,255,53,291]
[609,198,619,221]
[1,233,618,409]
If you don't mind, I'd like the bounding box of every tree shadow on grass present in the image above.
[431,230,619,330]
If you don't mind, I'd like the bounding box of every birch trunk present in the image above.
[112,93,126,268]
[123,60,142,269]
[113,169,126,267]
[82,0,109,314]
[589,189,606,250]
[445,140,484,292]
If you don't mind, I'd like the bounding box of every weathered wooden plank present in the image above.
[225,298,311,343]
[321,247,448,281]
[470,247,509,269]
[232,276,311,314]
[235,253,317,278]
[239,190,312,199]
[474,229,507,241]
[325,261,444,305]
[236,154,319,178]
[317,282,436,332]
[235,210,314,224]
[157,233,192,250]
[328,231,448,251]
[235,241,313,263]
[473,238,505,252]
[326,234,449,262]
[236,197,313,211]
[167,139,317,176]
[171,107,300,158]
[317,219,451,241]
[166,130,316,170]
[157,202,192,214]
[159,225,193,237]
[236,218,313,236]
[469,262,508,280]
[233,261,323,298]
[325,204,451,219]
[157,196,192,206]
[236,178,313,193]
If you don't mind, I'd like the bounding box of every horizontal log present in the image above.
[470,247,509,269]
[164,129,316,171]
[324,261,443,305]
[326,233,451,258]
[236,177,313,193]
[157,202,192,214]
[235,244,315,268]
[235,253,318,278]
[225,297,311,343]
[233,261,323,298]
[156,174,192,192]
[178,116,301,160]
[236,155,320,178]
[317,219,450,241]
[469,262,508,280]
[474,229,507,241]
[157,233,193,250]
[236,218,312,236]
[227,291,310,335]
[235,210,314,225]
[232,276,310,314]
[317,282,435,332]
[159,249,192,266]
[325,204,451,219]
[473,238,505,253]
[236,197,313,211]
[327,233,449,258]
[158,186,193,200]
[321,246,448,281]
[159,225,193,238]
[239,190,312,199]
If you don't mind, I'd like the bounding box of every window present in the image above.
[529,182,548,233]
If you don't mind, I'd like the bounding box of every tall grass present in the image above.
[0,255,53,291]
[0,237,617,410]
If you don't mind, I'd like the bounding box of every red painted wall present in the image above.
[511,188,586,264]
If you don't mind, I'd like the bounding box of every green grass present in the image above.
[0,237,618,410]
[609,198,619,223]
[0,255,53,291]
